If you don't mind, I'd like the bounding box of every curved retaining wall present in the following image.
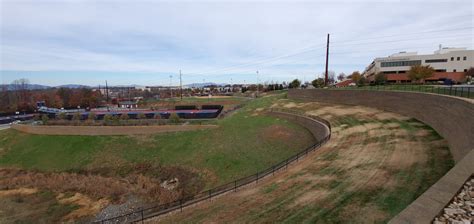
[268,110,330,141]
[97,111,331,223]
[11,124,217,136]
[288,89,474,223]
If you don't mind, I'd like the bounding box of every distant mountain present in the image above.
[1,84,50,91]
[185,82,228,88]
[56,84,91,89]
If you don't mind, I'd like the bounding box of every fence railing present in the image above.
[334,85,474,99]
[95,111,331,224]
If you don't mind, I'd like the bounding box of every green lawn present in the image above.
[0,93,314,187]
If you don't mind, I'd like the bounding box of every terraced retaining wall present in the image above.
[288,89,474,223]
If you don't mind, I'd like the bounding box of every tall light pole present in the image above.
[256,71,259,98]
[325,33,330,86]
[179,70,183,101]
[169,75,173,99]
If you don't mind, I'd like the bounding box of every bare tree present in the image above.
[337,73,346,82]
[0,84,9,113]
[11,78,31,111]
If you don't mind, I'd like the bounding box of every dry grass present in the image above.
[0,168,182,204]
[155,100,453,224]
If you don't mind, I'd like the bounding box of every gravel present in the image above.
[433,177,474,224]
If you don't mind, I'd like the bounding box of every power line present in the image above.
[331,26,473,44]
[331,33,473,47]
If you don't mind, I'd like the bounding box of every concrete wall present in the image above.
[288,89,474,223]
[289,89,474,162]
[12,124,217,136]
[269,111,330,142]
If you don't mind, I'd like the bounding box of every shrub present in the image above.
[374,72,387,85]
[311,78,325,88]
[72,112,82,121]
[33,114,41,121]
[357,77,367,87]
[137,113,146,120]
[41,114,49,124]
[169,113,180,123]
[57,112,67,120]
[88,112,96,120]
[120,113,129,120]
[103,114,113,125]
[289,79,301,89]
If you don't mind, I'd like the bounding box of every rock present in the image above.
[444,208,464,216]
[435,177,474,224]
[160,177,179,190]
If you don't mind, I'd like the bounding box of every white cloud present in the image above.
[0,0,473,85]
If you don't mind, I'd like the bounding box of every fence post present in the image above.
[256,172,259,183]
[180,199,183,212]
[449,86,452,95]
[141,210,144,224]
[272,165,275,176]
[286,159,289,169]
[209,189,212,201]
[468,87,471,98]
[296,153,299,162]
[454,87,457,96]
[234,180,237,192]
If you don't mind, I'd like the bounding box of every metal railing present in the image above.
[96,111,331,224]
[334,85,474,99]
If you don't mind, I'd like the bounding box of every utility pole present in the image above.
[256,71,259,98]
[105,80,109,103]
[179,70,183,101]
[325,33,330,86]
[169,75,173,99]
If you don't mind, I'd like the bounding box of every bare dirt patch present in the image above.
[12,124,217,136]
[289,189,330,208]
[261,125,294,142]
[386,141,428,170]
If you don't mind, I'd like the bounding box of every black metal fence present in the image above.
[335,85,474,99]
[96,111,331,224]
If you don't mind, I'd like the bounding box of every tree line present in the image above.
[287,66,474,89]
[0,79,102,115]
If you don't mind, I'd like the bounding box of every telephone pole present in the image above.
[169,75,173,98]
[325,33,330,86]
[179,70,183,101]
[105,80,109,103]
[256,70,259,98]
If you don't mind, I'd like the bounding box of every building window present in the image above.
[451,57,454,61]
[380,60,422,67]
[453,69,457,72]
[457,57,460,61]
[435,69,447,72]
[464,69,468,72]
[463,56,467,60]
[425,59,447,63]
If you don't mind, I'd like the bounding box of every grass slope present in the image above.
[0,93,314,187]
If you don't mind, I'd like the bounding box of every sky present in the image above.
[0,0,473,86]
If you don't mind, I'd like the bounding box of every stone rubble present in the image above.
[433,177,473,224]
